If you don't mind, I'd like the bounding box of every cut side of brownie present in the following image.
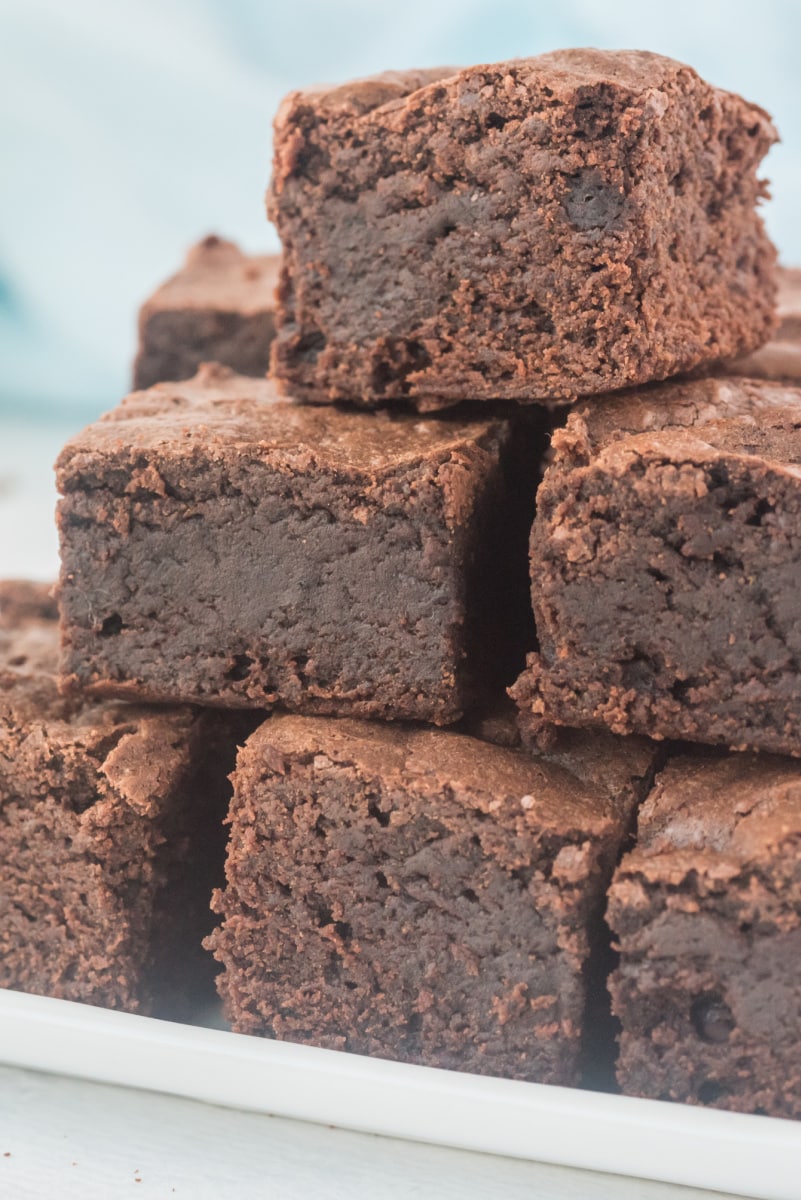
[0,580,242,1014]
[511,376,801,756]
[133,236,279,390]
[57,365,541,724]
[268,50,776,410]
[207,715,656,1085]
[609,750,801,1118]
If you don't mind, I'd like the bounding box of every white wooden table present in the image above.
[0,1064,739,1200]
[0,415,743,1199]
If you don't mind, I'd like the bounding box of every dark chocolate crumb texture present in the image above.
[57,364,541,723]
[268,50,776,410]
[511,375,801,756]
[133,236,280,390]
[609,750,801,1118]
[0,580,242,1014]
[207,715,657,1085]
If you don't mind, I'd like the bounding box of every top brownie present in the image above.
[268,50,776,410]
[133,236,280,390]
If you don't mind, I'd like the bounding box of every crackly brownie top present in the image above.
[57,364,508,477]
[275,49,771,130]
[553,376,801,468]
[144,236,279,316]
[244,714,654,842]
[618,752,801,882]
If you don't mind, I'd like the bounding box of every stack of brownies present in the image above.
[4,48,801,1118]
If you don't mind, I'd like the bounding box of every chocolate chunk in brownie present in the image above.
[268,50,776,410]
[206,715,656,1084]
[609,750,801,1117]
[57,364,540,724]
[133,236,279,390]
[728,266,801,382]
[0,580,244,1014]
[511,376,801,756]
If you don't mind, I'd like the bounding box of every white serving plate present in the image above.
[0,988,798,1199]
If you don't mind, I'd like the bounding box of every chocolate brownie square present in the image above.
[609,750,801,1117]
[0,580,240,1013]
[268,50,776,410]
[206,716,656,1084]
[511,376,801,755]
[133,236,279,389]
[57,364,539,724]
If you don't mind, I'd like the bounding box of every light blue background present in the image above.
[2,0,799,414]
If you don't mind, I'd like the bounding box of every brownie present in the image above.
[0,580,240,1014]
[133,236,279,390]
[57,364,540,724]
[268,50,776,410]
[609,750,801,1118]
[206,715,656,1084]
[729,266,801,382]
[511,376,801,756]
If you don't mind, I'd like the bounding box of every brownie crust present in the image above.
[609,751,801,1117]
[133,236,280,390]
[57,365,539,724]
[268,50,776,410]
[511,376,801,755]
[207,715,655,1084]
